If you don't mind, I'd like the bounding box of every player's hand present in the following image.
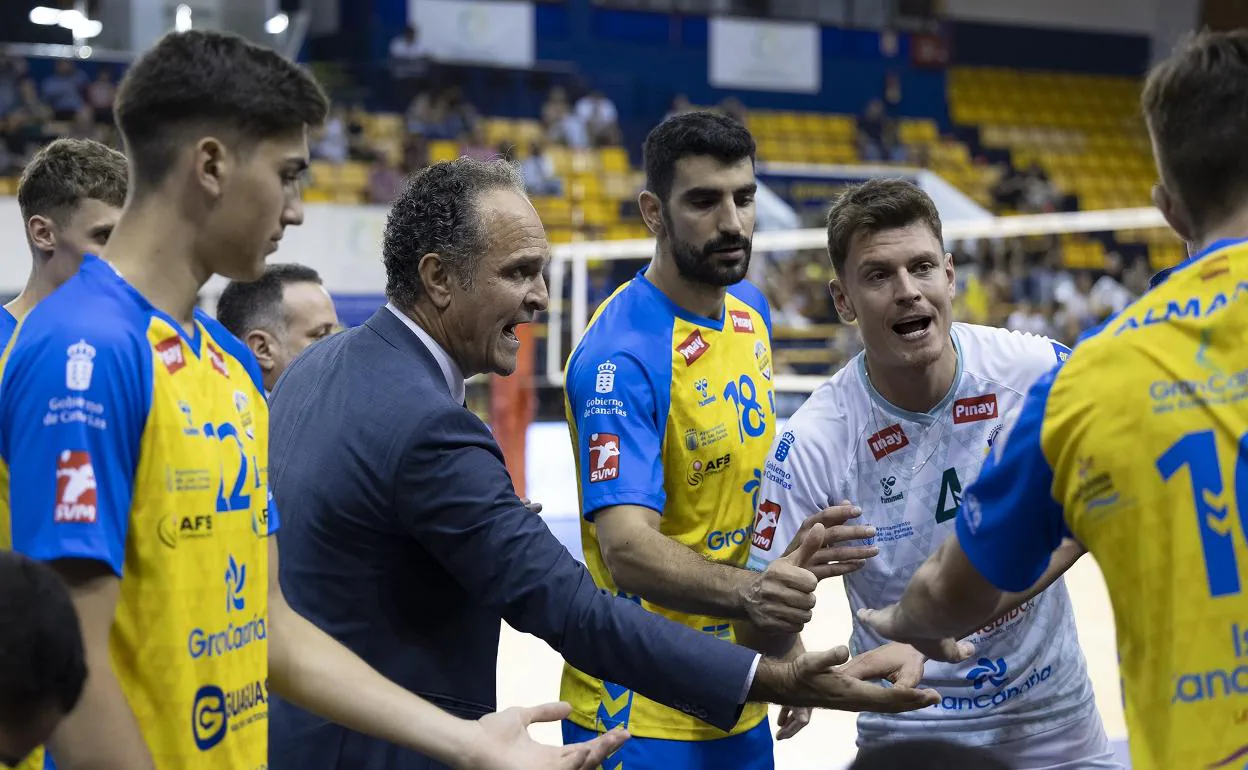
[463,702,628,770]
[520,497,543,514]
[855,605,976,664]
[781,500,879,580]
[839,643,929,688]
[774,706,811,740]
[741,523,825,634]
[756,645,939,713]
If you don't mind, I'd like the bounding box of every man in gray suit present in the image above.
[266,157,939,770]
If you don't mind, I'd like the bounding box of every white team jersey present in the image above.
[748,323,1097,747]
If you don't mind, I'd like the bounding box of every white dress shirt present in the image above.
[386,303,466,404]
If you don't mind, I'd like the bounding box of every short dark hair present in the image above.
[383,157,525,310]
[114,29,329,190]
[0,552,86,724]
[643,110,755,204]
[1142,29,1248,234]
[17,138,128,223]
[825,178,943,275]
[849,739,1011,770]
[217,262,323,339]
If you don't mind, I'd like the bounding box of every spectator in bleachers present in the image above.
[857,98,890,162]
[1006,298,1052,337]
[401,134,428,174]
[389,24,434,106]
[542,86,589,149]
[718,96,747,125]
[2,79,51,171]
[1020,162,1060,213]
[520,140,562,196]
[40,59,87,122]
[366,154,404,205]
[312,104,350,163]
[85,68,116,124]
[0,56,26,118]
[458,124,495,162]
[1088,251,1134,319]
[575,89,620,147]
[664,94,692,121]
[64,106,100,142]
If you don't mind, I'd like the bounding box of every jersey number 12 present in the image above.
[1156,429,1248,598]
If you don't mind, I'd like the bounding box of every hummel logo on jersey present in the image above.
[156,336,186,374]
[729,310,754,334]
[676,330,710,366]
[752,500,781,551]
[880,475,904,504]
[588,433,620,483]
[954,394,998,424]
[867,424,908,460]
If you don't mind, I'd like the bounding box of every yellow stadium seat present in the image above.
[428,140,460,164]
[598,147,630,174]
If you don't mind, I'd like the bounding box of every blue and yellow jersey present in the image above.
[955,239,1248,770]
[561,269,775,742]
[0,255,277,770]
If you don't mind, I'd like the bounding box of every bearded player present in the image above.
[0,31,620,770]
[861,29,1248,770]
[746,179,1120,768]
[561,113,935,769]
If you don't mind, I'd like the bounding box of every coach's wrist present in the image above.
[746,656,795,704]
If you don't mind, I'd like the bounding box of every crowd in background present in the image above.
[0,33,1151,379]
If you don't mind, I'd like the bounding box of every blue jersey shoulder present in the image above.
[570,278,678,390]
[198,310,266,397]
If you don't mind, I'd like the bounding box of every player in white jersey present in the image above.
[746,180,1120,768]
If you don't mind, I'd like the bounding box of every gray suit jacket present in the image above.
[265,307,758,770]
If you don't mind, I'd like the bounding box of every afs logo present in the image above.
[192,680,269,752]
[588,433,620,483]
[158,514,214,548]
[687,454,730,487]
[953,394,997,424]
[867,424,908,461]
[55,450,97,523]
[676,330,710,366]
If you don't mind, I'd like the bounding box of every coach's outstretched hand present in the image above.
[856,605,977,664]
[750,644,940,714]
[465,702,627,770]
[781,500,879,580]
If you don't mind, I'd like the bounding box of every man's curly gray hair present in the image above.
[383,156,526,310]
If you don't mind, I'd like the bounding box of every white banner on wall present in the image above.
[409,0,536,68]
[708,16,821,94]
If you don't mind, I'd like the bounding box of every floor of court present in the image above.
[497,423,1134,767]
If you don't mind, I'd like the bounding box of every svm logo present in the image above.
[953,394,997,424]
[676,330,710,366]
[54,450,97,523]
[752,500,780,551]
[867,424,908,461]
[588,433,620,483]
[729,310,754,334]
[192,680,269,751]
[933,657,1053,712]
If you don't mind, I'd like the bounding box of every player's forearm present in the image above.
[268,601,483,767]
[893,539,999,640]
[603,525,752,619]
[46,666,155,770]
[966,538,1085,638]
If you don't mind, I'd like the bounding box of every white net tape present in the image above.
[545,205,1168,391]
